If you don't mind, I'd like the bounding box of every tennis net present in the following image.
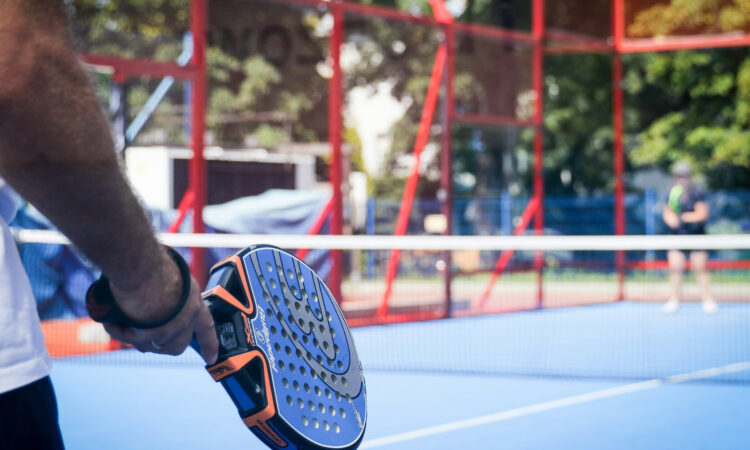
[13,229,750,382]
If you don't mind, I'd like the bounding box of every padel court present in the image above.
[52,301,750,449]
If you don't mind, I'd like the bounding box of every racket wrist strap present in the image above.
[85,245,192,329]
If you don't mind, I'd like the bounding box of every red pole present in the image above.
[612,0,626,52]
[532,0,545,309]
[328,4,344,302]
[378,44,448,317]
[441,10,455,319]
[612,0,626,301]
[190,0,207,285]
[478,197,540,310]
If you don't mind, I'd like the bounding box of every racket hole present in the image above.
[298,318,305,327]
[270,325,277,335]
[292,332,299,341]
[306,351,313,360]
[323,341,330,351]
[291,286,298,296]
[305,305,312,314]
[311,370,318,380]
[304,383,310,393]
[314,386,321,396]
[327,312,332,322]
[325,389,331,399]
[336,393,342,401]
[316,355,323,364]
[284,298,291,308]
[320,372,327,381]
[334,423,340,433]
[289,315,295,324]
[282,329,288,338]
[282,378,289,388]
[303,291,309,300]
[263,293,271,302]
[287,269,294,279]
[323,420,330,431]
[312,418,319,429]
[314,309,321,318]
[289,363,296,374]
[334,344,340,354]
[331,374,337,383]
[331,329,337,338]
[329,406,335,415]
[297,272,304,283]
[266,262,273,272]
[296,348,302,358]
[303,336,309,345]
[278,361,285,370]
[319,324,326,334]
[299,366,307,376]
[286,395,293,406]
[328,358,334,366]
[277,267,284,277]
[285,346,292,355]
[266,308,273,317]
[274,343,281,352]
[318,403,325,413]
[273,296,280,305]
[312,293,319,303]
[346,395,352,404]
[298,398,304,408]
[270,279,277,289]
[313,338,319,347]
[302,415,309,426]
[308,401,315,411]
[294,302,301,311]
[342,377,348,386]
[337,361,344,370]
[293,381,300,391]
[339,408,346,418]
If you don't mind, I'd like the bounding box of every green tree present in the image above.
[626,0,750,189]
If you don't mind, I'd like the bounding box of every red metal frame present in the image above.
[168,190,195,233]
[478,196,540,310]
[328,4,345,303]
[612,0,626,302]
[189,0,208,285]
[74,0,750,329]
[378,40,448,318]
[295,197,334,261]
[441,14,456,319]
[532,0,545,309]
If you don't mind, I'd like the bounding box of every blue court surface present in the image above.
[52,302,750,449]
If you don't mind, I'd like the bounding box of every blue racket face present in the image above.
[243,246,366,448]
[204,245,366,450]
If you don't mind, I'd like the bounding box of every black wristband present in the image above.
[85,246,192,329]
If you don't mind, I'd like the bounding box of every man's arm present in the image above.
[662,205,680,229]
[0,0,217,363]
[680,201,708,224]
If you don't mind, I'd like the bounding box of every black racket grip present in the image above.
[85,246,192,329]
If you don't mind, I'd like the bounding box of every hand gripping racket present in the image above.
[87,245,367,450]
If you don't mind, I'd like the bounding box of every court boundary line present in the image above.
[360,361,750,449]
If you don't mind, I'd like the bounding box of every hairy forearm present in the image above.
[0,1,166,291]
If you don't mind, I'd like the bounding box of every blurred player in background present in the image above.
[661,161,716,314]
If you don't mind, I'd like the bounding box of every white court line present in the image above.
[360,361,750,449]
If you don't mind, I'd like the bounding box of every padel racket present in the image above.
[88,245,367,450]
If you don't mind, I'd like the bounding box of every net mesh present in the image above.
[14,230,750,382]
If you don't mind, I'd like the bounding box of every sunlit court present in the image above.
[3,0,750,449]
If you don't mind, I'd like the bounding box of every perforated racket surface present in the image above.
[197,245,366,450]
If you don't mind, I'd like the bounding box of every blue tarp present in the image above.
[13,189,331,319]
